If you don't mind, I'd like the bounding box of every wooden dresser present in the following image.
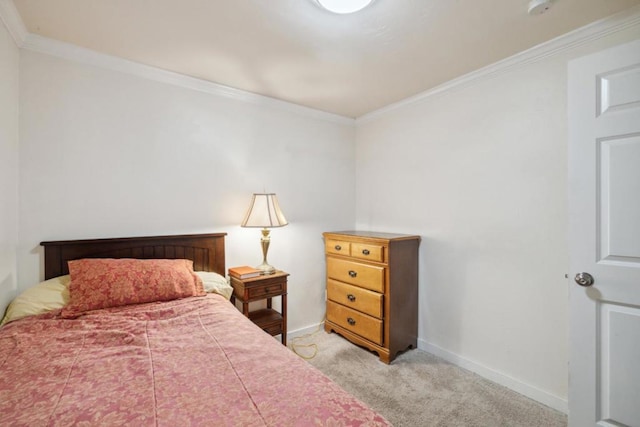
[323,231,420,364]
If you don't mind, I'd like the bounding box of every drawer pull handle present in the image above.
[362,249,370,255]
[348,270,357,278]
[347,294,356,302]
[347,317,356,326]
[264,287,270,293]
[335,245,342,251]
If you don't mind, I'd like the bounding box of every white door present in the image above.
[568,38,640,427]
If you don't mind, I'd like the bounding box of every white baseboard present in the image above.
[418,338,568,414]
[287,322,325,340]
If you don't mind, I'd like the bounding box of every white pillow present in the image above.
[1,275,70,325]
[195,271,233,300]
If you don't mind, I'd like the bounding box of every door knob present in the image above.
[574,272,594,287]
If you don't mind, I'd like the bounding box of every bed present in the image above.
[0,234,389,426]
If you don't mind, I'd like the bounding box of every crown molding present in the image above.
[3,0,638,125]
[0,0,27,46]
[0,1,353,126]
[357,5,640,124]
[20,33,353,125]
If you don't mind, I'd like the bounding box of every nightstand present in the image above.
[229,270,289,345]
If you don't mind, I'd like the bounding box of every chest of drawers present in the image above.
[323,231,420,364]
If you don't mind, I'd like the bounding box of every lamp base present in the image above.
[256,261,276,275]
[257,228,276,274]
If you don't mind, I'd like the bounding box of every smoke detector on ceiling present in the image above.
[528,0,553,15]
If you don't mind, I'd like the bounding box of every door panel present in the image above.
[599,304,640,426]
[599,134,640,263]
[569,38,640,427]
[597,65,640,116]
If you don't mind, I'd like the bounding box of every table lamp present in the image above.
[241,193,288,274]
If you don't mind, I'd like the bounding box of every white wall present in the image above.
[18,50,355,331]
[0,19,19,316]
[354,28,640,409]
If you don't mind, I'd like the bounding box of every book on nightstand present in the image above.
[228,266,262,279]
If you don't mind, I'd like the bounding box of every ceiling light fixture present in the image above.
[316,0,373,14]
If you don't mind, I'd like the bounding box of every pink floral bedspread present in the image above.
[0,295,389,426]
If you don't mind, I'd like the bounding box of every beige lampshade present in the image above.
[241,193,288,228]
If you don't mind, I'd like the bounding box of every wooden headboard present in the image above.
[40,233,226,279]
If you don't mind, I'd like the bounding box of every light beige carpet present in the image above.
[292,331,567,427]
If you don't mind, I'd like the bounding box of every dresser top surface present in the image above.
[324,230,420,241]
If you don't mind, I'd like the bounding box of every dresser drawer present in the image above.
[327,301,383,345]
[325,239,351,256]
[351,242,384,263]
[327,279,383,318]
[326,257,384,293]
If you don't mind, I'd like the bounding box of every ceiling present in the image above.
[11,0,640,118]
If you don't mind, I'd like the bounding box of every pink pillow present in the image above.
[62,258,205,318]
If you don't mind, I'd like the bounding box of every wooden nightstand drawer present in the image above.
[248,282,284,299]
[325,239,351,256]
[327,257,384,293]
[351,243,384,262]
[327,301,383,345]
[327,279,383,318]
